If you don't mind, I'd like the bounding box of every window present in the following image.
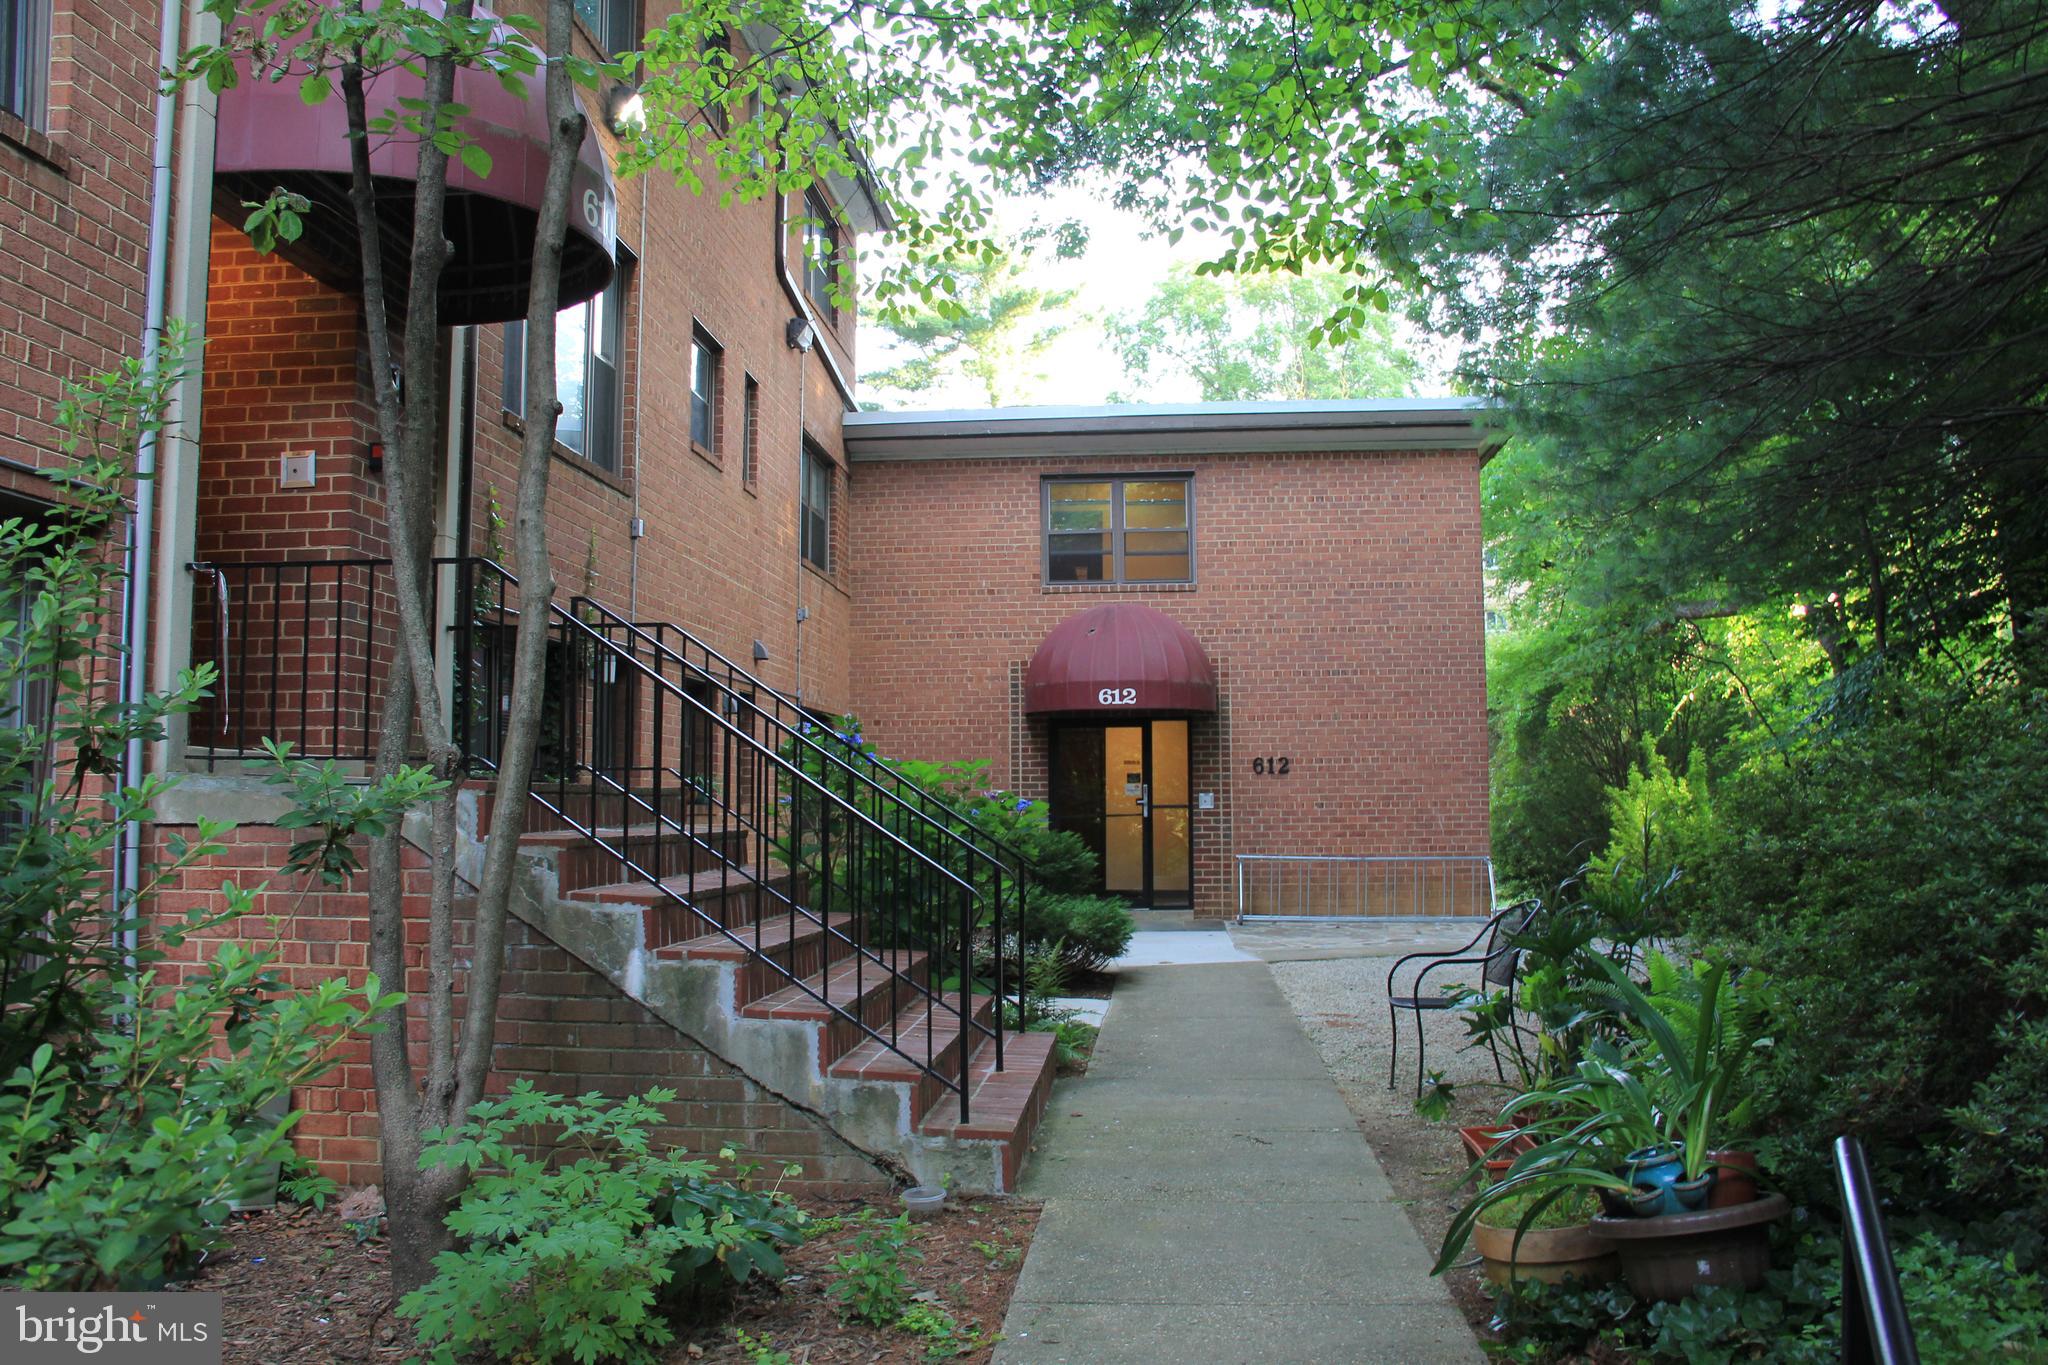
[573,0,637,54]
[2,0,50,127]
[802,191,840,320]
[690,325,721,452]
[800,443,833,573]
[502,252,627,474]
[701,28,730,133]
[1044,477,1193,584]
[740,375,760,488]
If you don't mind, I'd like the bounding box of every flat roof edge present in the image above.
[843,399,1504,460]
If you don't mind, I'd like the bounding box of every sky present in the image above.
[855,181,1222,410]
[854,180,1457,410]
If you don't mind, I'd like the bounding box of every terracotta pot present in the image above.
[1473,1220,1619,1288]
[1590,1193,1789,1301]
[1707,1149,1760,1208]
[1459,1125,1536,1176]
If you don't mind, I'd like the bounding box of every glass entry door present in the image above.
[1049,719,1192,908]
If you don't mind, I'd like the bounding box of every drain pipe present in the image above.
[772,190,855,413]
[118,0,187,966]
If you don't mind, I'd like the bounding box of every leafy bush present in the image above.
[826,1212,921,1325]
[398,1084,806,1365]
[1493,1227,2048,1363]
[0,943,397,1290]
[0,341,403,1292]
[1019,890,1133,974]
[1690,683,2048,1229]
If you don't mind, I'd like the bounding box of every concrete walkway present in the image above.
[996,962,1480,1364]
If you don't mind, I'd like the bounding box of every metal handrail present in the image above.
[1236,853,1497,921]
[459,559,982,1118]
[612,615,1049,1061]
[1836,1135,1921,1364]
[577,602,1008,1060]
[629,619,1044,877]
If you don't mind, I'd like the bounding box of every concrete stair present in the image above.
[457,784,1058,1193]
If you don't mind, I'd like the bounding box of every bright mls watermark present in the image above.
[3,1293,220,1363]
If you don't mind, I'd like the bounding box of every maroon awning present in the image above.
[213,0,615,326]
[1024,603,1217,715]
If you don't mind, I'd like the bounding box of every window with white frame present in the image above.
[502,253,627,474]
[690,325,722,452]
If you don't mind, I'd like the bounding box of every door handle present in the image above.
[1140,783,1151,818]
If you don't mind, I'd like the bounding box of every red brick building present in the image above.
[2,0,1495,1191]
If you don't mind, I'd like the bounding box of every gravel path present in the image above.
[1267,953,1516,1338]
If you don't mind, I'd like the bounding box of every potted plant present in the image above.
[1471,1187,1618,1288]
[1435,950,1781,1297]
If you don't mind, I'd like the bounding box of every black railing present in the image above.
[1836,1135,1920,1365]
[186,553,1020,1120]
[453,558,984,1119]
[186,558,394,765]
[622,619,1047,1047]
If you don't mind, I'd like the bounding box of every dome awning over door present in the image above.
[1023,603,1217,715]
[213,0,616,326]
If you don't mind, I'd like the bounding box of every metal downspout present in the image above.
[119,0,187,966]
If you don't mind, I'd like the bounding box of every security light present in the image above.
[785,317,816,352]
[605,84,645,135]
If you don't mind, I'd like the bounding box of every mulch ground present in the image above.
[191,1194,1039,1365]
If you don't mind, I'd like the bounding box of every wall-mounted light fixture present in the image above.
[605,83,646,135]
[785,316,816,353]
[752,640,770,663]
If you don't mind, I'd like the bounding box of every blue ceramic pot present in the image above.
[1625,1144,1709,1216]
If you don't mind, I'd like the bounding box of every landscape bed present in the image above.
[191,1195,1041,1363]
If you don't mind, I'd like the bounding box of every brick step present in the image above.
[568,863,801,948]
[655,911,867,1006]
[918,1031,1059,1191]
[518,822,751,892]
[829,994,998,1121]
[742,949,931,1065]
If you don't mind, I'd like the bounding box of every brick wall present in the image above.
[0,0,161,504]
[847,449,1493,918]
[190,222,394,755]
[458,0,864,720]
[150,820,889,1195]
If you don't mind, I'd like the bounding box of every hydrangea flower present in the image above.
[1014,798,1032,812]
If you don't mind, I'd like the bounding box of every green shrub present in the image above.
[1496,1228,2048,1363]
[398,1085,806,1365]
[826,1213,920,1326]
[1689,683,2048,1230]
[1020,891,1134,974]
[0,945,398,1290]
[0,340,405,1292]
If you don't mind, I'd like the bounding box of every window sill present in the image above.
[551,443,630,494]
[1041,581,1197,594]
[0,113,71,178]
[502,409,631,494]
[691,441,723,472]
[801,557,848,598]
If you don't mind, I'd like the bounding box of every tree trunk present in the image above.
[327,0,583,1296]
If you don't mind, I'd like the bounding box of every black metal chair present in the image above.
[1385,898,1541,1098]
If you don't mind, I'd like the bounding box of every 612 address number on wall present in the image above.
[1251,756,1292,775]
